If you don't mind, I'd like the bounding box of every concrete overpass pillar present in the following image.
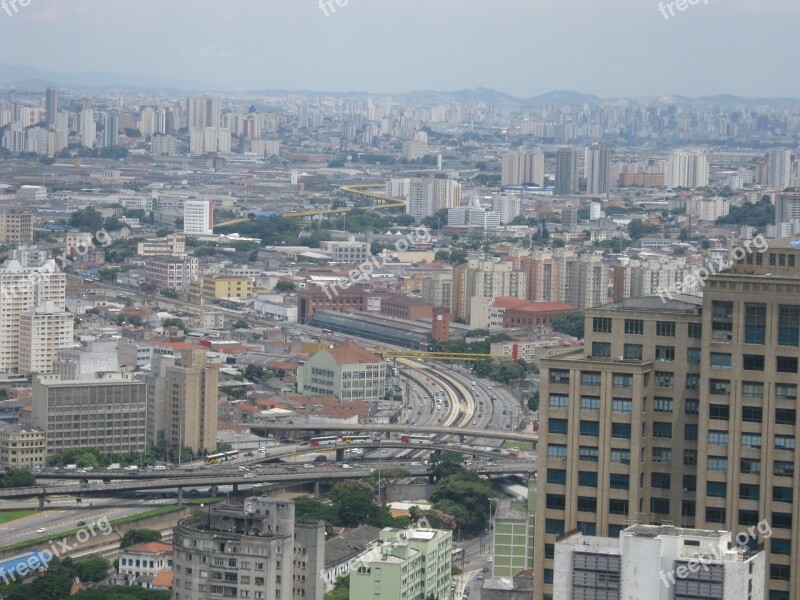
[233,484,239,494]
[177,487,183,506]
[210,485,218,498]
[37,494,45,511]
[313,481,320,499]
[335,448,344,461]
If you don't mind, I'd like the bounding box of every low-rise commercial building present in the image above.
[0,424,45,467]
[297,341,386,402]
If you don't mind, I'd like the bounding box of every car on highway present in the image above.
[341,464,353,469]
[36,528,47,534]
[410,461,422,466]
[239,466,250,472]
[244,451,254,457]
[77,520,86,526]
[243,472,257,478]
[303,464,315,469]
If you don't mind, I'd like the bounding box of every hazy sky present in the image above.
[1,0,798,98]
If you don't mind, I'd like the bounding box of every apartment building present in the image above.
[201,275,254,300]
[318,239,371,263]
[144,256,200,291]
[452,259,527,322]
[349,528,452,600]
[137,234,186,257]
[31,373,147,456]
[172,498,295,600]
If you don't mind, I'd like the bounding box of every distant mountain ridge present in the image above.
[0,63,797,107]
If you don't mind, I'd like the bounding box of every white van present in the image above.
[154,465,167,471]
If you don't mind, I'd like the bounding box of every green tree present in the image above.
[431,472,494,534]
[0,468,35,488]
[627,219,660,241]
[73,555,111,582]
[552,310,585,338]
[161,318,186,330]
[330,481,379,527]
[430,452,466,479]
[120,529,162,548]
[324,575,350,600]
[68,207,105,233]
[274,280,296,293]
[234,319,249,329]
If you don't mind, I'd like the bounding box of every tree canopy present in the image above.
[552,310,585,338]
[120,529,162,548]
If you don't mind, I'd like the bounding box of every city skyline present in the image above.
[0,0,799,98]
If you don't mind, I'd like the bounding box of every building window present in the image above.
[772,486,793,503]
[610,473,629,490]
[581,371,601,386]
[771,539,791,556]
[742,406,763,423]
[655,346,674,362]
[711,352,732,368]
[652,447,672,463]
[591,342,611,358]
[684,424,698,441]
[624,319,644,335]
[770,564,791,582]
[705,507,726,524]
[612,398,632,413]
[777,356,798,373]
[742,354,765,371]
[774,461,794,477]
[579,446,599,462]
[687,347,701,364]
[776,384,797,400]
[609,499,629,515]
[547,444,567,459]
[707,456,728,471]
[742,382,763,398]
[656,321,675,336]
[775,436,795,451]
[654,371,674,388]
[741,433,762,449]
[706,481,727,498]
[708,430,729,446]
[578,471,597,487]
[580,396,601,411]
[651,473,671,489]
[684,450,697,466]
[545,520,564,535]
[687,322,702,338]
[709,404,730,420]
[546,494,566,510]
[744,303,767,344]
[548,419,568,435]
[711,301,734,342]
[549,394,569,409]
[611,449,631,464]
[549,369,570,384]
[579,420,600,437]
[741,458,761,474]
[577,497,597,512]
[623,344,643,360]
[592,317,612,333]
[709,379,731,395]
[653,397,673,413]
[612,373,633,388]
[547,468,567,485]
[611,423,631,439]
[651,498,670,514]
[683,475,696,491]
[775,409,796,425]
[778,305,800,346]
[652,422,672,438]
[685,399,699,415]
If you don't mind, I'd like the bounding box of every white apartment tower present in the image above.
[666,150,709,189]
[768,147,793,190]
[406,177,461,220]
[585,144,611,196]
[501,148,545,186]
[183,199,214,236]
[79,109,96,149]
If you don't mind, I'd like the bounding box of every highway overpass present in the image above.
[247,422,538,446]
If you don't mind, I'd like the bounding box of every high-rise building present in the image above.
[535,241,800,600]
[666,150,709,189]
[421,271,453,308]
[0,210,33,243]
[0,259,68,374]
[183,199,214,235]
[555,147,579,196]
[172,497,296,600]
[451,259,526,321]
[775,191,800,229]
[406,177,461,220]
[686,195,731,221]
[148,348,218,455]
[45,87,57,126]
[768,147,793,190]
[186,95,221,130]
[585,144,611,196]
[492,194,521,224]
[79,109,96,148]
[349,527,452,600]
[103,113,119,147]
[501,148,545,186]
[32,373,147,456]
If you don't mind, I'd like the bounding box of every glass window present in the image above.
[547,444,567,459]
[685,399,699,415]
[707,481,727,497]
[654,397,673,413]
[709,379,731,395]
[580,396,601,411]
[684,450,697,465]
[742,382,763,398]
[581,371,601,386]
[654,371,674,388]
[549,369,570,384]
[578,471,597,487]
[655,345,675,362]
[687,347,701,364]
[776,384,797,400]
[591,342,611,358]
[579,420,600,436]
[624,319,643,335]
[740,458,761,474]
[549,394,569,409]
[685,373,700,390]
[548,419,568,434]
[652,447,672,463]
[579,446,599,462]
[775,436,795,451]
[771,539,792,556]
[612,398,632,413]
[778,305,800,346]
[546,494,566,510]
[707,456,728,471]
[592,317,612,333]
[775,409,796,425]
[712,301,734,342]
[687,322,702,338]
[743,354,765,371]
[742,406,763,423]
[547,469,566,485]
[652,422,672,438]
[623,343,643,360]
[744,303,767,344]
[684,424,698,441]
[777,356,798,373]
[612,373,633,388]
[708,430,729,446]
[774,461,794,477]
[651,498,670,514]
[609,473,629,489]
[741,433,762,448]
[683,475,696,491]
[773,487,793,503]
[611,449,631,464]
[651,473,671,489]
[711,353,732,369]
[545,520,564,535]
[709,404,730,420]
[611,422,631,438]
[706,507,726,524]
[609,499,629,515]
[656,321,675,336]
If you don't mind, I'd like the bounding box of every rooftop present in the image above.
[326,341,382,365]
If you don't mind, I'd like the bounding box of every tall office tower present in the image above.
[768,147,793,190]
[421,271,453,307]
[45,87,57,126]
[183,199,214,235]
[186,95,221,130]
[695,240,800,600]
[406,177,461,220]
[534,296,704,599]
[561,203,578,231]
[172,497,297,600]
[666,150,709,189]
[0,259,69,374]
[775,192,800,227]
[585,143,611,195]
[138,106,156,138]
[19,301,74,374]
[103,113,119,147]
[451,259,527,321]
[573,253,610,309]
[555,147,579,196]
[536,243,800,600]
[501,148,545,186]
[148,348,218,454]
[79,109,96,148]
[297,103,308,129]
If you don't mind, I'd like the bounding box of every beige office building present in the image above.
[0,424,46,467]
[31,373,147,456]
[0,210,33,244]
[535,240,800,600]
